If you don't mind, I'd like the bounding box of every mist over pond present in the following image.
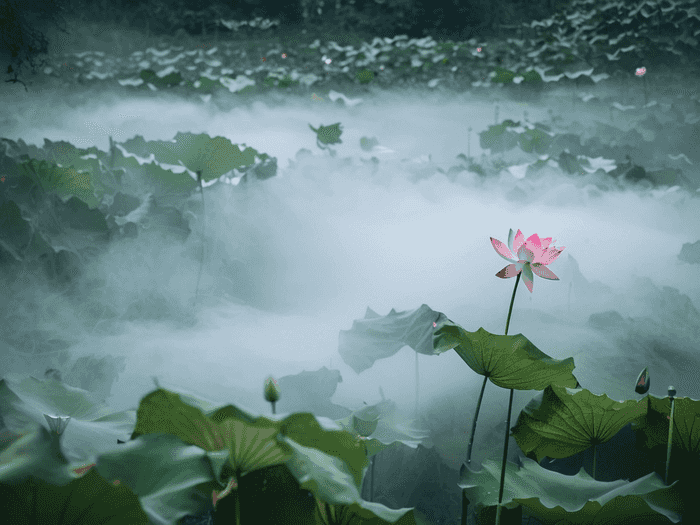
[2,64,700,477]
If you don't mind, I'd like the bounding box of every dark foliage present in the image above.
[1,0,70,90]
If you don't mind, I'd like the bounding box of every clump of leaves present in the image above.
[355,68,375,84]
[309,122,343,156]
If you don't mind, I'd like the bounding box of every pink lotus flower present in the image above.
[490,229,565,293]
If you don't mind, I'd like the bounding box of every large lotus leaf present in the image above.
[117,132,272,182]
[518,127,553,155]
[0,200,54,262]
[0,424,76,487]
[511,385,647,463]
[353,413,379,437]
[148,376,260,423]
[276,367,350,420]
[314,496,420,525]
[283,436,418,524]
[18,159,103,209]
[479,121,520,153]
[130,388,292,477]
[630,394,700,453]
[1,137,106,169]
[83,432,234,524]
[432,322,579,391]
[278,412,368,489]
[110,147,199,202]
[0,427,150,524]
[42,138,108,180]
[36,194,110,255]
[338,304,452,374]
[334,399,431,457]
[459,455,682,524]
[0,373,136,465]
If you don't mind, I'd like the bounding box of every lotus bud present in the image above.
[634,367,650,395]
[264,377,280,414]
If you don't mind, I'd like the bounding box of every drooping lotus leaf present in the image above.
[338,304,452,374]
[131,388,392,516]
[131,388,292,478]
[278,412,368,489]
[79,432,234,523]
[334,399,432,458]
[313,495,421,525]
[0,373,136,465]
[283,436,418,524]
[459,455,683,524]
[432,321,579,391]
[0,426,150,524]
[353,412,379,438]
[629,393,700,457]
[511,385,649,463]
[276,367,350,419]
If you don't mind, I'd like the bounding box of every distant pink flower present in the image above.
[490,229,565,293]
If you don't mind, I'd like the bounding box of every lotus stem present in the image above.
[665,386,676,484]
[466,376,489,467]
[467,126,472,161]
[234,480,241,525]
[494,388,515,525]
[108,135,115,168]
[592,444,597,480]
[495,104,499,124]
[495,272,521,525]
[369,454,375,502]
[192,169,205,309]
[462,374,489,525]
[415,350,419,420]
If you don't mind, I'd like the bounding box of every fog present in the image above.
[3,79,700,469]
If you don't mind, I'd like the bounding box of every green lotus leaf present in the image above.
[279,412,368,489]
[493,67,516,83]
[131,388,292,476]
[0,426,150,524]
[459,455,682,524]
[283,436,418,524]
[432,322,579,391]
[518,128,552,155]
[339,304,452,374]
[511,385,648,463]
[630,394,700,453]
[309,122,343,146]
